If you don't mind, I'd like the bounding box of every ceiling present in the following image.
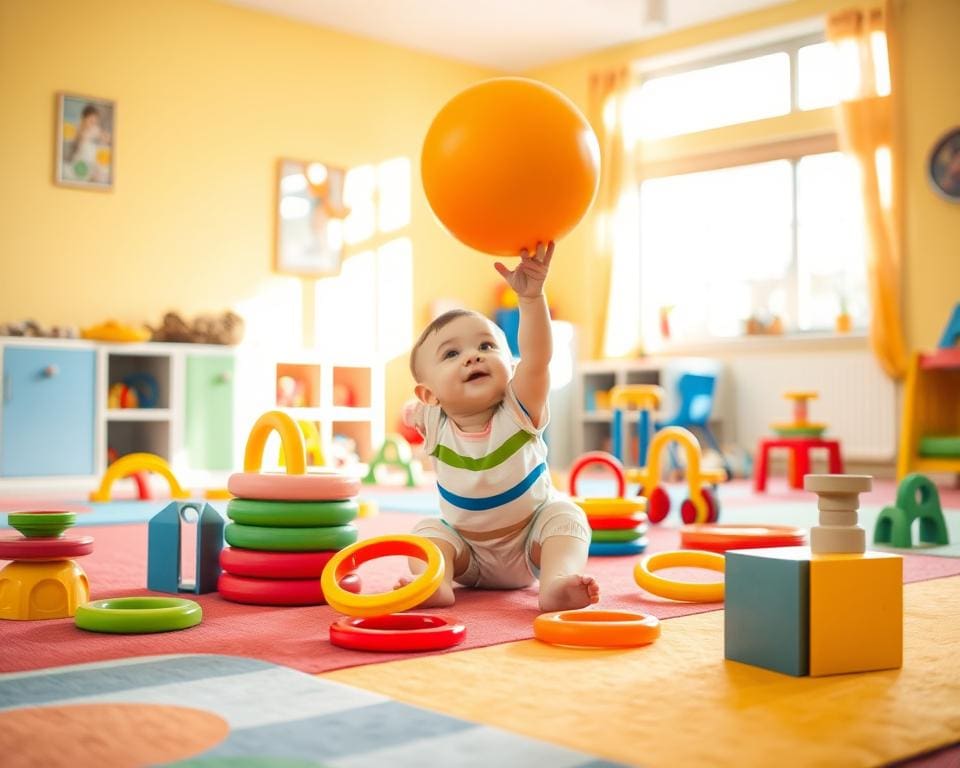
[218,0,786,72]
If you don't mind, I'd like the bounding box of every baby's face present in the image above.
[415,314,511,414]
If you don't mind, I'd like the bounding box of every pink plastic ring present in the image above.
[219,547,337,579]
[329,613,467,652]
[0,534,95,561]
[227,471,360,501]
[218,572,361,606]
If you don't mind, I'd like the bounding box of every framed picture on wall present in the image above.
[275,158,350,277]
[55,92,115,190]
[928,126,960,202]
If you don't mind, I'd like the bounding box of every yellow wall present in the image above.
[0,0,497,426]
[530,0,960,357]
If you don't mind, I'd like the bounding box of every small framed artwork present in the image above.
[928,126,960,202]
[275,158,351,277]
[55,92,115,190]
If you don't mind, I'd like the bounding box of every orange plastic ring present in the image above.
[533,609,660,648]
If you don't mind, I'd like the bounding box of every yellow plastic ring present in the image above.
[573,497,647,518]
[533,609,660,648]
[320,534,443,617]
[633,549,725,602]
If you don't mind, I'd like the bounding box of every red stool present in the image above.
[754,437,844,492]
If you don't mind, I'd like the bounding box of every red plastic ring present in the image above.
[0,534,95,561]
[218,572,361,606]
[587,514,647,530]
[329,613,467,652]
[220,547,337,579]
[568,451,626,498]
[679,523,807,552]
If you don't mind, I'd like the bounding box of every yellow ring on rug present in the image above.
[573,497,647,518]
[533,609,660,647]
[634,549,725,603]
[320,535,443,618]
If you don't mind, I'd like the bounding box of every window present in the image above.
[627,34,871,348]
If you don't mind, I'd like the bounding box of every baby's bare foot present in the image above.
[538,574,600,612]
[393,575,456,607]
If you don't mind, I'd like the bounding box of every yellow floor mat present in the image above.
[326,577,960,767]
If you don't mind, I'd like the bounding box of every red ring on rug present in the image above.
[587,513,648,530]
[679,523,806,552]
[227,471,360,501]
[219,547,337,579]
[329,613,467,652]
[568,451,626,498]
[218,572,361,606]
[0,534,94,561]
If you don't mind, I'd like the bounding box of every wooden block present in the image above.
[809,551,903,676]
[725,547,810,676]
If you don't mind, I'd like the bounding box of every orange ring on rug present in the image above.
[533,609,660,648]
[329,613,466,652]
[320,535,443,618]
[227,471,360,501]
[634,550,725,603]
[680,523,806,552]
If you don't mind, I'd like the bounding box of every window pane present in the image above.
[377,157,411,233]
[376,238,413,359]
[639,161,793,343]
[798,42,841,110]
[796,152,867,330]
[636,53,790,139]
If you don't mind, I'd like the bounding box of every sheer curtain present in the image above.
[827,2,908,378]
[590,67,642,359]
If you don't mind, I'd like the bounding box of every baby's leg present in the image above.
[395,536,458,607]
[528,500,599,612]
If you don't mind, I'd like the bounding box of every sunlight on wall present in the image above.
[235,278,303,348]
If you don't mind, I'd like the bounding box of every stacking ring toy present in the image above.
[218,572,361,606]
[587,513,647,530]
[220,547,337,579]
[8,511,77,538]
[591,528,646,543]
[0,534,94,561]
[224,523,357,552]
[321,535,443,617]
[228,410,360,500]
[574,497,646,518]
[75,597,202,634]
[680,523,806,552]
[588,539,647,557]
[568,451,626,498]
[533,609,660,648]
[633,550,725,603]
[226,498,358,527]
[329,613,466,652]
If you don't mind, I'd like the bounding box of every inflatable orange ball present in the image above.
[421,78,601,257]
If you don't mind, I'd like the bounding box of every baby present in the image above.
[399,241,599,611]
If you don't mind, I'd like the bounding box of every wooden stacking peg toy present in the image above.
[804,474,871,555]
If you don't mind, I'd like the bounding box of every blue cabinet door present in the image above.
[1,347,96,476]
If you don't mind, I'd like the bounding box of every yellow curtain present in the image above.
[589,67,642,359]
[827,2,908,379]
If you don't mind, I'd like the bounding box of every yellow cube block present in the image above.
[809,551,902,676]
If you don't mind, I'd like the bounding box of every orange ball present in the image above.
[421,78,601,257]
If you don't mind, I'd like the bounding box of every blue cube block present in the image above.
[725,547,810,676]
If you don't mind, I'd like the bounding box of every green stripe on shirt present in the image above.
[431,430,533,471]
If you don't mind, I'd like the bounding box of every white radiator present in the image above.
[721,349,898,461]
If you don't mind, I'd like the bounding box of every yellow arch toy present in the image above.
[244,410,306,474]
[625,427,723,524]
[279,420,325,468]
[89,453,189,502]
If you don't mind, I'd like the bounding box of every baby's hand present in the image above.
[494,241,554,299]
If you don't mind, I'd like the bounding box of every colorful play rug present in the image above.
[0,654,622,767]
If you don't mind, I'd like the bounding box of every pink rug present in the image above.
[2,512,959,675]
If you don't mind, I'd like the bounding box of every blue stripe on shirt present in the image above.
[437,462,547,511]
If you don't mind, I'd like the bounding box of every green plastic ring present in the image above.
[75,597,202,634]
[224,522,358,551]
[227,498,358,527]
[8,511,76,538]
[591,527,647,543]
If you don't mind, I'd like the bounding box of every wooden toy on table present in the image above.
[725,474,902,677]
[754,391,844,492]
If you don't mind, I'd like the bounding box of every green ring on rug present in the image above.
[227,498,358,527]
[591,527,647,543]
[225,522,358,552]
[75,597,202,634]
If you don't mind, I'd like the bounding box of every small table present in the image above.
[753,437,844,492]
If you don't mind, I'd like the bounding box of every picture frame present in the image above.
[927,126,960,203]
[55,92,115,190]
[275,158,350,277]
